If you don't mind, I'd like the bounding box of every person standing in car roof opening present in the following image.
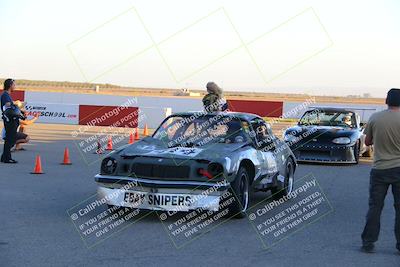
[361,88,400,253]
[202,82,228,113]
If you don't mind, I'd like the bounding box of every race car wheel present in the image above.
[353,141,360,164]
[272,158,294,200]
[228,167,250,218]
[362,146,373,158]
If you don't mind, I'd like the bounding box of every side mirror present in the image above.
[246,140,258,149]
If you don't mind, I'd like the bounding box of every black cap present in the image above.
[386,88,400,107]
[3,79,15,91]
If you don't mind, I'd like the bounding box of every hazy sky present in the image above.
[0,0,398,97]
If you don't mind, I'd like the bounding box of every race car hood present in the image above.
[286,125,356,140]
[118,137,247,160]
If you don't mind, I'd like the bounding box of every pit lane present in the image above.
[0,123,398,267]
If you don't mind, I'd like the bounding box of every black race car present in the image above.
[283,107,372,164]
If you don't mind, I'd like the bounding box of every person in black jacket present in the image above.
[1,79,21,163]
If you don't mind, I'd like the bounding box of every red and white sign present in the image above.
[227,99,283,117]
[24,102,79,124]
[0,90,25,102]
[79,105,139,128]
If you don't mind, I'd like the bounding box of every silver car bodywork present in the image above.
[95,112,296,212]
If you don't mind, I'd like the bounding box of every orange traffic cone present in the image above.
[31,155,44,174]
[61,147,72,165]
[106,136,113,150]
[143,124,149,136]
[128,132,134,144]
[134,128,140,140]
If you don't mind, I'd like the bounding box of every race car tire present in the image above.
[271,158,294,200]
[362,146,373,158]
[353,141,360,164]
[228,166,250,219]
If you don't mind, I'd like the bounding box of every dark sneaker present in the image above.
[361,243,375,253]
[3,159,18,164]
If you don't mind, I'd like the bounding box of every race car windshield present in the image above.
[153,115,249,147]
[299,110,356,127]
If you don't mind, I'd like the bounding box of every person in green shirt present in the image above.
[361,88,400,253]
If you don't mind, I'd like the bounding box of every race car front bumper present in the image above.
[95,174,230,212]
[291,143,357,163]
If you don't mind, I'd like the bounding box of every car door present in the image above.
[249,119,278,178]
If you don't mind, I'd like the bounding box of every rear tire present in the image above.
[353,141,360,164]
[362,146,373,158]
[227,167,250,218]
[271,158,295,200]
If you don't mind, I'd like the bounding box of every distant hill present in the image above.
[0,78,384,104]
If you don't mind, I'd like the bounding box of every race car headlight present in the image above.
[101,157,117,174]
[332,137,351,144]
[207,162,224,179]
[284,133,297,142]
[198,168,213,179]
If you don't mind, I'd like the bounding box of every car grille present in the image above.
[130,163,190,179]
[298,150,331,160]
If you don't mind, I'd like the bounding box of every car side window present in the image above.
[250,120,276,151]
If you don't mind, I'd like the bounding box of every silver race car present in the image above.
[95,112,296,218]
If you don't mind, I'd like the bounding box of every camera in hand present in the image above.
[3,105,26,120]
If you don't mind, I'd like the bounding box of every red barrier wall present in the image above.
[79,105,139,128]
[227,100,283,117]
[0,90,25,101]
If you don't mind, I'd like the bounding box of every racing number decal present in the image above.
[167,147,201,156]
[144,147,203,157]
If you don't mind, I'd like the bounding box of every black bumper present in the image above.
[290,143,356,163]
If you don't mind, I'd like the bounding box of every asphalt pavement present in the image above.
[0,124,399,267]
